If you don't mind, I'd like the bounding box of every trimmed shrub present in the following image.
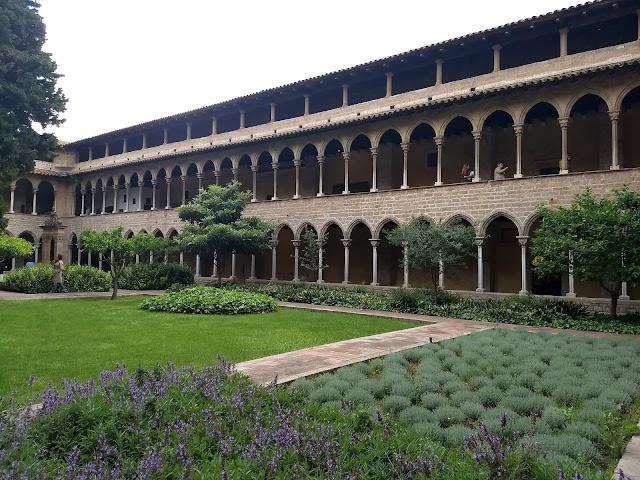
[420,393,448,411]
[381,395,411,414]
[459,402,485,422]
[64,265,112,292]
[477,386,502,408]
[540,406,566,431]
[398,406,433,426]
[343,388,375,406]
[139,286,276,315]
[309,386,341,404]
[119,262,194,290]
[432,405,465,428]
[2,264,111,293]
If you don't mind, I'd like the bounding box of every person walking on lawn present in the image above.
[50,254,66,293]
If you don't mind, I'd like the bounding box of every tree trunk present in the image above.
[432,268,439,306]
[610,292,619,319]
[111,275,118,300]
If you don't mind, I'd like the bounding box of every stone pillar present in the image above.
[186,123,192,140]
[9,185,15,213]
[87,251,92,266]
[11,258,16,271]
[403,242,409,287]
[239,110,245,129]
[292,239,301,282]
[401,142,410,189]
[196,173,203,190]
[514,124,524,178]
[122,138,128,154]
[342,152,350,194]
[304,95,310,116]
[559,28,569,57]
[342,84,349,107]
[270,103,276,122]
[475,237,486,292]
[165,177,171,209]
[293,159,301,199]
[163,128,169,145]
[271,242,278,281]
[79,189,85,216]
[214,170,220,186]
[101,187,107,214]
[98,256,103,270]
[567,250,576,297]
[137,182,143,211]
[621,282,630,301]
[370,239,380,286]
[136,254,140,264]
[472,131,482,182]
[517,236,529,295]
[151,180,157,210]
[609,110,620,170]
[317,241,324,284]
[492,45,501,72]
[637,9,640,41]
[181,175,187,206]
[53,190,57,213]
[370,148,379,192]
[232,168,238,182]
[212,252,218,279]
[251,165,258,202]
[30,188,38,215]
[230,252,237,281]
[124,183,130,212]
[112,185,118,213]
[211,117,217,135]
[249,254,256,280]
[341,239,351,284]
[90,188,96,215]
[142,133,148,149]
[271,162,279,200]
[88,146,93,161]
[439,260,444,288]
[435,137,444,186]
[317,155,325,196]
[435,59,443,86]
[179,252,184,265]
[559,117,570,174]
[195,254,201,277]
[34,243,40,263]
[385,72,393,97]
[104,142,110,157]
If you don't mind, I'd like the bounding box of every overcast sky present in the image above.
[39,0,587,142]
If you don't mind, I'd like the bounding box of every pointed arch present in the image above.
[319,220,345,238]
[520,99,561,125]
[478,108,516,131]
[373,217,402,238]
[479,210,523,236]
[294,221,318,240]
[565,90,612,117]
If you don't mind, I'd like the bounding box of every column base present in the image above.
[342,191,350,195]
[610,165,620,170]
[317,279,325,284]
[79,213,85,217]
[434,181,443,186]
[518,290,529,296]
[620,295,631,301]
[270,277,277,281]
[369,188,378,193]
[228,276,237,282]
[476,287,485,292]
[370,282,379,286]
[560,169,569,175]
[271,197,279,201]
[90,213,95,216]
[249,276,257,281]
[472,178,481,183]
[293,195,301,199]
[251,199,257,203]
[293,278,300,282]
[401,185,409,190]
[514,174,523,179]
[316,193,325,197]
[151,207,155,211]
[402,283,410,288]
[101,212,105,215]
[565,292,577,298]
[342,280,350,285]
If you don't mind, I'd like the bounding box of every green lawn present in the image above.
[0,297,412,401]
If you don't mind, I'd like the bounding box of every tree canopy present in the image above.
[0,0,67,228]
[531,187,640,318]
[80,227,169,299]
[176,181,274,283]
[0,234,33,260]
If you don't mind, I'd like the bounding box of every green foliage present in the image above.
[532,187,640,317]
[298,225,327,280]
[139,286,277,315]
[2,264,110,293]
[0,234,33,258]
[118,263,194,290]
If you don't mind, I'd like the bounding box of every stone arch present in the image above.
[294,221,318,240]
[614,81,640,110]
[321,138,345,156]
[35,180,55,214]
[519,99,562,125]
[521,101,562,177]
[14,178,33,214]
[483,214,521,294]
[479,210,522,236]
[404,120,438,143]
[274,221,295,238]
[440,113,474,138]
[442,212,477,230]
[568,93,612,173]
[152,228,164,238]
[345,218,373,239]
[123,229,134,239]
[349,221,373,285]
[373,217,402,238]
[255,151,274,201]
[295,142,320,160]
[522,212,542,238]
[345,132,373,152]
[275,224,295,281]
[565,90,612,117]
[319,220,345,238]
[477,107,516,131]
[377,219,403,286]
[68,232,79,265]
[619,84,640,169]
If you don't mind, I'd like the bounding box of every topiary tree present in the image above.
[531,187,640,318]
[298,226,327,281]
[385,218,476,305]
[176,181,274,285]
[80,227,169,299]
[0,235,33,260]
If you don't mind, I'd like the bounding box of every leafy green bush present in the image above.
[139,286,276,315]
[2,264,111,293]
[119,262,194,290]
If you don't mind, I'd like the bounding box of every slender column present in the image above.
[71,189,76,216]
[214,171,220,186]
[90,188,96,215]
[122,138,128,154]
[439,260,444,288]
[251,165,258,202]
[211,117,217,135]
[181,175,186,206]
[435,59,443,85]
[567,249,576,297]
[112,185,118,213]
[163,128,169,145]
[212,252,218,279]
[370,148,378,192]
[124,183,130,212]
[342,152,350,194]
[165,177,171,209]
[370,239,380,286]
[559,28,569,57]
[435,137,443,186]
[31,188,38,215]
[179,252,184,265]
[341,239,352,284]
[151,180,157,210]
[186,123,192,140]
[475,237,486,292]
[270,242,278,281]
[292,239,301,282]
[87,251,92,266]
[53,190,57,213]
[517,236,529,295]
[492,45,501,72]
[239,110,245,129]
[271,162,279,200]
[142,133,148,149]
[621,282,630,301]
[98,256,102,270]
[196,173,203,190]
[293,159,301,199]
[559,117,570,174]
[137,182,143,211]
[317,241,324,284]
[249,254,256,280]
[317,155,325,196]
[270,103,276,122]
[232,168,238,181]
[609,110,620,170]
[79,189,85,216]
[195,254,201,277]
[637,9,640,41]
[101,187,107,214]
[342,84,349,107]
[385,72,393,97]
[403,242,409,287]
[9,186,15,213]
[514,124,524,178]
[11,258,16,271]
[230,252,237,281]
[77,248,82,265]
[34,243,40,263]
[136,254,140,264]
[304,95,310,116]
[472,131,482,182]
[149,251,154,265]
[88,146,93,161]
[401,142,410,189]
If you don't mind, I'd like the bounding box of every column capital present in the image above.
[214,170,221,177]
[180,175,187,182]
[231,167,239,175]
[369,147,378,156]
[271,162,279,170]
[80,189,86,195]
[558,117,570,128]
[608,109,620,121]
[341,83,349,89]
[293,159,301,167]
[112,184,119,191]
[342,151,350,161]
[10,185,16,191]
[89,187,95,194]
[369,238,380,248]
[341,239,352,248]
[196,172,202,179]
[385,71,393,79]
[316,155,325,164]
[138,181,144,188]
[124,182,130,189]
[401,142,410,152]
[269,239,279,248]
[251,165,258,173]
[472,130,482,141]
[434,136,444,147]
[291,239,302,248]
[558,27,569,34]
[435,58,444,65]
[474,236,486,247]
[516,236,530,246]
[513,124,524,135]
[492,44,502,52]
[151,179,158,186]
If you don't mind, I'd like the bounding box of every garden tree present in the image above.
[80,227,169,299]
[386,218,476,305]
[176,181,275,285]
[0,234,33,260]
[298,226,327,281]
[531,187,640,318]
[0,1,67,228]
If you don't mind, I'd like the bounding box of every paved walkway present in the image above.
[0,289,164,300]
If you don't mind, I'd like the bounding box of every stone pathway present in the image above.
[0,289,164,300]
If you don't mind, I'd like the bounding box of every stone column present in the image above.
[317,155,325,196]
[230,252,237,281]
[98,256,103,270]
[212,252,218,279]
[135,254,140,264]
[271,162,279,200]
[79,189,85,216]
[270,103,276,122]
[292,239,301,282]
[214,170,220,186]
[435,59,443,85]
[435,137,444,186]
[637,9,640,41]
[196,173,202,190]
[104,142,110,157]
[186,122,192,140]
[403,242,409,287]
[559,117,570,174]
[385,72,393,97]
[9,185,15,213]
[87,251,92,266]
[621,282,630,301]
[137,182,143,211]
[77,248,82,265]
[341,239,351,284]
[293,159,301,199]
[34,243,40,263]
[123,138,128,154]
[514,124,524,178]
[112,184,118,213]
[151,180,157,210]
[31,188,38,215]
[475,237,486,292]
[101,187,107,215]
[270,241,278,281]
[211,117,217,135]
[317,241,325,284]
[165,177,171,209]
[567,250,576,297]
[370,239,380,286]
[342,84,349,107]
[365,147,377,193]
[559,28,569,57]
[11,258,16,271]
[142,133,148,149]
[472,131,482,182]
[53,190,57,213]
[439,260,444,288]
[609,110,620,170]
[304,95,310,116]
[251,165,258,202]
[232,168,238,182]
[179,252,184,265]
[195,254,201,277]
[181,175,187,206]
[239,110,245,129]
[249,254,256,280]
[492,45,501,72]
[517,236,529,295]
[90,188,96,215]
[401,142,410,189]
[342,152,350,194]
[124,183,130,212]
[88,146,93,161]
[163,128,169,145]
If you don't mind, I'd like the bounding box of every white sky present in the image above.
[39,0,587,142]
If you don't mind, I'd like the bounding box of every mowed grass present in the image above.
[0,296,413,401]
